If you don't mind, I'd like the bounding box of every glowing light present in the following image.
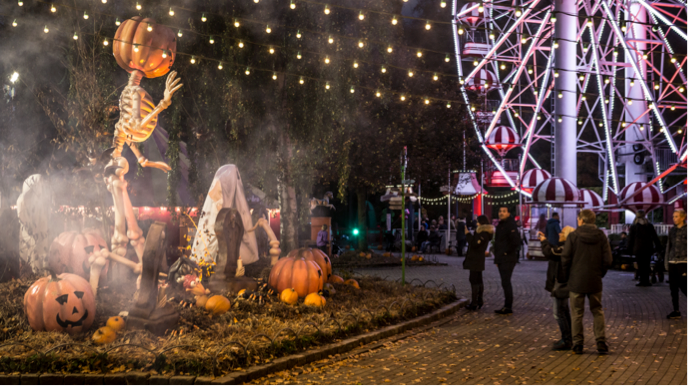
[209,36,214,44]
[18,0,23,5]
[136,2,141,10]
[515,7,522,17]
[273,73,278,80]
[299,77,304,84]
[73,32,78,40]
[359,41,364,48]
[425,21,431,30]
[296,52,301,59]
[12,19,17,27]
[51,4,56,12]
[238,41,244,48]
[671,56,677,63]
[296,30,301,38]
[324,5,330,14]
[359,12,365,21]
[324,56,330,64]
[381,66,386,73]
[440,0,447,8]
[290,1,296,9]
[500,63,506,70]
[401,95,406,101]
[266,25,271,33]
[554,40,559,49]
[473,60,479,66]
[387,46,393,53]
[446,102,451,108]
[44,25,49,33]
[445,55,450,62]
[10,72,19,83]
[489,30,495,40]
[558,92,563,98]
[116,18,121,26]
[680,87,685,93]
[457,25,465,35]
[147,23,153,32]
[408,70,414,77]
[133,44,138,52]
[103,39,109,46]
[554,71,559,78]
[177,29,183,37]
[521,34,527,44]
[424,98,430,105]
[325,82,330,89]
[234,19,240,28]
[353,62,359,68]
[161,50,167,58]
[269,47,275,54]
[433,73,439,81]
[392,17,398,25]
[328,36,334,44]
[245,67,251,75]
[201,14,207,22]
[528,66,533,74]
[218,63,223,70]
[190,56,196,64]
[579,74,585,81]
[550,15,556,23]
[350,86,355,93]
[376,91,381,97]
[169,8,174,16]
[417,51,423,58]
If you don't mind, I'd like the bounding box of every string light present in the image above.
[296,52,302,59]
[400,95,406,101]
[500,63,506,70]
[296,30,301,38]
[12,19,17,27]
[147,23,153,32]
[440,0,447,8]
[325,82,330,89]
[234,19,241,28]
[489,30,495,40]
[136,2,141,11]
[353,61,359,68]
[424,98,430,105]
[417,51,423,58]
[51,4,57,12]
[133,44,139,52]
[515,7,522,17]
[116,18,121,26]
[44,25,49,33]
[177,29,183,37]
[169,8,174,16]
[245,67,251,75]
[376,90,381,97]
[324,56,330,64]
[445,55,450,63]
[18,0,23,5]
[103,38,109,46]
[381,66,387,73]
[521,33,528,44]
[457,25,465,35]
[299,77,304,84]
[473,60,479,66]
[328,36,334,44]
[161,50,167,58]
[269,47,275,54]
[425,21,431,30]
[433,73,439,81]
[238,41,244,48]
[408,70,414,77]
[209,36,214,44]
[350,86,355,93]
[290,0,296,9]
[273,73,278,80]
[387,46,393,53]
[190,56,196,64]
[201,13,207,22]
[392,16,398,25]
[324,5,330,14]
[266,25,272,33]
[359,11,365,21]
[73,32,78,40]
[478,2,484,12]
[217,62,223,70]
[446,102,451,108]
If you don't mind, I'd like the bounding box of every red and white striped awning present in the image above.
[531,177,583,205]
[465,68,497,92]
[457,2,485,29]
[485,126,520,158]
[618,182,663,213]
[579,189,604,210]
[521,169,551,192]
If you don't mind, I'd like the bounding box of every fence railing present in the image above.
[610,223,673,236]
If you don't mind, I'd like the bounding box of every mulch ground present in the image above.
[0,261,455,377]
[333,251,446,269]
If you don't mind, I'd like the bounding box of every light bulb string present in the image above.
[31,0,688,75]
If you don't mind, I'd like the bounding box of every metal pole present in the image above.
[480,159,485,215]
[447,164,451,253]
[418,182,422,230]
[401,147,407,285]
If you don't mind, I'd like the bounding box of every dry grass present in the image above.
[0,270,455,377]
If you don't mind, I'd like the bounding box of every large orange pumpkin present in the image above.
[268,257,325,298]
[47,229,108,281]
[24,273,96,334]
[286,248,332,281]
[113,17,176,79]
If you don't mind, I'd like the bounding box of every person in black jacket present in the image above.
[539,226,575,350]
[456,215,467,257]
[463,215,493,310]
[561,209,613,355]
[626,210,663,286]
[493,206,522,314]
[416,225,429,252]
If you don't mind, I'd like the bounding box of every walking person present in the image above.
[666,209,687,319]
[546,212,562,246]
[626,210,663,286]
[456,214,467,257]
[539,226,575,350]
[493,206,521,315]
[561,209,613,354]
[464,215,493,310]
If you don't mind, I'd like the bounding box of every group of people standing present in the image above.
[460,207,687,355]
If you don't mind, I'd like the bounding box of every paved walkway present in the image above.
[250,255,687,385]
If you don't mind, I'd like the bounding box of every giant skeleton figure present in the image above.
[88,18,182,294]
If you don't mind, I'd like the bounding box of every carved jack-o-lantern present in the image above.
[113,17,177,78]
[47,229,108,281]
[24,273,96,334]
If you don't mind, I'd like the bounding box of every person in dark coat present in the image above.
[666,209,687,319]
[626,210,663,286]
[493,206,521,314]
[539,226,575,350]
[416,225,429,252]
[456,215,467,257]
[463,215,493,310]
[545,213,562,246]
[561,209,613,354]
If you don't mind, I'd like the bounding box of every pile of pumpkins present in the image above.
[358,252,372,259]
[269,248,359,308]
[410,255,425,262]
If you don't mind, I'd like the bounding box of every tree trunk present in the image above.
[357,188,367,251]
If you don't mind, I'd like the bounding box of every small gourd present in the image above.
[106,316,126,332]
[92,326,117,345]
[205,295,231,315]
[329,275,344,284]
[304,292,326,308]
[344,279,360,289]
[280,288,299,305]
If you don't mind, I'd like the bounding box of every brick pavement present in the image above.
[249,255,687,385]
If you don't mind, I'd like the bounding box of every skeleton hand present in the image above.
[161,71,183,109]
[138,157,172,173]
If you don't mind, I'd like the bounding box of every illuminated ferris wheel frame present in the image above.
[450,0,687,204]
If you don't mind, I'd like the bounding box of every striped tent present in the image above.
[485,126,520,158]
[531,177,583,205]
[618,182,663,213]
[457,2,485,29]
[521,168,551,192]
[466,68,497,92]
[579,189,604,210]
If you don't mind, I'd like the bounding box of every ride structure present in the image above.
[451,0,687,226]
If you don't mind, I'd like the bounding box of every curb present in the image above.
[0,299,466,385]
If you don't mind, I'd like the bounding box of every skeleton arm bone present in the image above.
[128,142,171,172]
[247,218,282,266]
[138,71,182,130]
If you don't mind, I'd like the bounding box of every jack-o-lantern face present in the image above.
[47,230,108,281]
[24,273,96,334]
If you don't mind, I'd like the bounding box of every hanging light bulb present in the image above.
[245,67,251,75]
[18,0,23,5]
[218,62,223,70]
[358,40,364,48]
[387,46,393,53]
[350,86,355,93]
[325,82,330,89]
[209,36,215,44]
[639,124,644,131]
[401,95,406,101]
[654,83,659,90]
[550,15,557,23]
[290,0,296,9]
[324,5,330,14]
[678,128,684,134]
[583,43,589,52]
[679,86,684,93]
[500,63,506,70]
[136,2,141,10]
[578,119,583,125]
[557,116,563,123]
[445,55,450,63]
[381,66,387,73]
[554,71,560,78]
[554,40,559,49]
[296,52,301,59]
[424,98,430,105]
[605,99,609,104]
[446,102,451,108]
[254,0,259,3]
[353,62,359,68]
[627,98,633,105]
[161,50,167,58]
[537,114,541,120]
[51,4,57,12]
[470,105,475,111]
[147,23,153,31]
[425,21,431,30]
[489,30,495,40]
[621,21,627,32]
[102,0,107,3]
[359,11,365,20]
[169,8,175,16]
[376,91,381,97]
[266,25,271,33]
[630,80,635,87]
[558,92,563,98]
[201,14,207,22]
[299,77,304,84]
[12,19,17,27]
[457,24,465,35]
[440,0,447,8]
[520,33,528,44]
[621,121,626,127]
[73,32,79,40]
[408,70,414,77]
[459,77,464,84]
[417,51,423,58]
[582,95,586,100]
[133,44,139,52]
[178,29,183,37]
[642,52,648,60]
[587,19,593,27]
[433,73,439,81]
[579,74,585,81]
[44,25,49,33]
[515,7,522,17]
[234,19,241,28]
[392,16,398,25]
[528,66,533,74]
[296,30,301,38]
[269,47,275,54]
[328,36,334,44]
[605,77,610,84]
[103,38,109,46]
[670,56,677,63]
[324,56,330,64]
[273,73,278,80]
[473,60,479,66]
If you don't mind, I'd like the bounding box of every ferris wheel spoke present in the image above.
[638,0,688,40]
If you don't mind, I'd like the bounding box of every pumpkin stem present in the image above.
[46,268,59,281]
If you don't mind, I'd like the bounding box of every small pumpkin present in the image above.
[377,245,383,250]
[329,275,345,284]
[205,295,231,315]
[344,279,360,289]
[411,246,417,252]
[324,282,336,295]
[113,17,177,78]
[269,257,325,298]
[47,229,109,281]
[304,292,326,308]
[24,272,96,334]
[418,257,424,262]
[92,326,117,345]
[382,252,392,258]
[106,316,126,332]
[280,288,299,305]
[286,248,332,281]
[365,253,372,259]
[359,252,366,258]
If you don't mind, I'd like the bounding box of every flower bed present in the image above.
[0,271,455,377]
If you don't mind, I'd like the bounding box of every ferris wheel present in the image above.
[450,0,687,211]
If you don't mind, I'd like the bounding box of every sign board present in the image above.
[389,196,403,210]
